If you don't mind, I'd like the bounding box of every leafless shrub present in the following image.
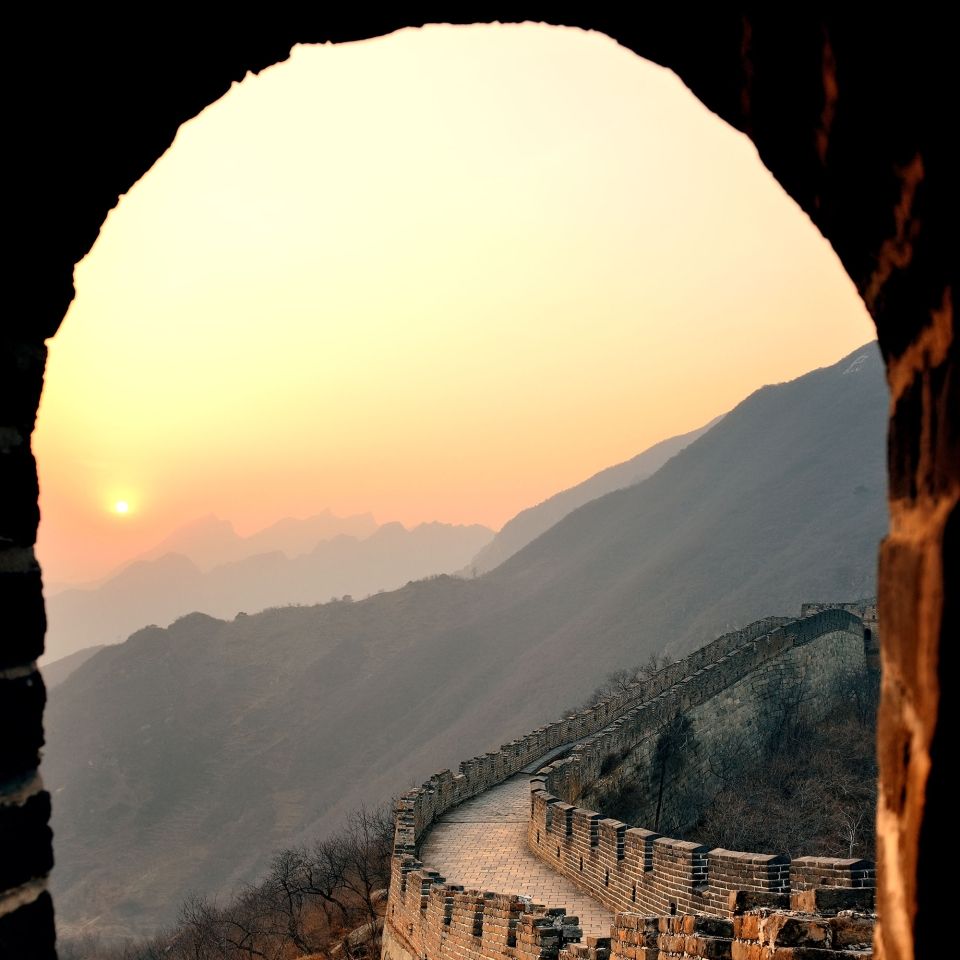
[60,803,395,960]
[576,651,675,711]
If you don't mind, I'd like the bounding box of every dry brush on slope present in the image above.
[58,806,394,960]
[587,662,879,859]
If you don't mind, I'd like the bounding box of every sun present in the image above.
[114,500,130,515]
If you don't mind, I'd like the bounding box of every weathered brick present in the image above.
[765,914,831,947]
[829,913,875,949]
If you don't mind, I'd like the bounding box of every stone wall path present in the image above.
[418,774,614,938]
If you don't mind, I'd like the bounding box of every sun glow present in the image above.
[114,500,130,515]
[34,24,876,584]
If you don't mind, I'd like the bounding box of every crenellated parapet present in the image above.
[527,609,875,923]
[390,615,795,862]
[384,607,876,959]
[529,787,874,921]
[381,856,590,960]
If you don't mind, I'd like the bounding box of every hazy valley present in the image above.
[43,517,494,664]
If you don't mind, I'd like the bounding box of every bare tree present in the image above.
[303,836,353,926]
[338,805,393,925]
[688,695,877,859]
[577,650,675,710]
[836,664,880,728]
[177,894,223,960]
[216,887,280,960]
[262,847,318,955]
[838,807,868,857]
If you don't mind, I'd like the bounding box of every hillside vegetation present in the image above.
[59,807,394,960]
[688,693,878,860]
[594,672,879,860]
[46,343,888,938]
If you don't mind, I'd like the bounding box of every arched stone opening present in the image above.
[3,14,952,960]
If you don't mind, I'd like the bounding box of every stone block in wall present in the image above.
[599,819,626,861]
[572,808,603,848]
[729,890,791,915]
[733,910,763,941]
[517,914,565,959]
[550,800,575,838]
[612,913,659,949]
[560,935,613,960]
[624,828,660,872]
[684,915,735,939]
[828,912,875,949]
[760,914,832,947]
[728,909,874,959]
[655,914,733,960]
[791,886,876,914]
[791,857,875,890]
[652,837,710,892]
[709,849,791,902]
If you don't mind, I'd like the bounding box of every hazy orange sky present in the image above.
[34,23,875,584]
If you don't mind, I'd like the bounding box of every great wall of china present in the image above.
[382,605,878,960]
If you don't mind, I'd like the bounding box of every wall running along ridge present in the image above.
[529,608,874,920]
[383,609,875,960]
[802,598,879,669]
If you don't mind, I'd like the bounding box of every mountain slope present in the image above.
[470,416,721,573]
[45,342,888,939]
[40,645,106,689]
[43,521,494,662]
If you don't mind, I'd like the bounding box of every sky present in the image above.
[34,23,875,585]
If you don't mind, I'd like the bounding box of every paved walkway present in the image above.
[418,774,614,938]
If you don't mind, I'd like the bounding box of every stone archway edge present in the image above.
[2,17,952,959]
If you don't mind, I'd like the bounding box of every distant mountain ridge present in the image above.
[42,423,726,664]
[469,415,722,573]
[46,342,888,940]
[61,509,381,588]
[43,520,493,662]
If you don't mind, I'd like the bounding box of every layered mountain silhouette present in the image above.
[45,343,888,939]
[468,415,721,573]
[130,509,379,572]
[42,520,493,663]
